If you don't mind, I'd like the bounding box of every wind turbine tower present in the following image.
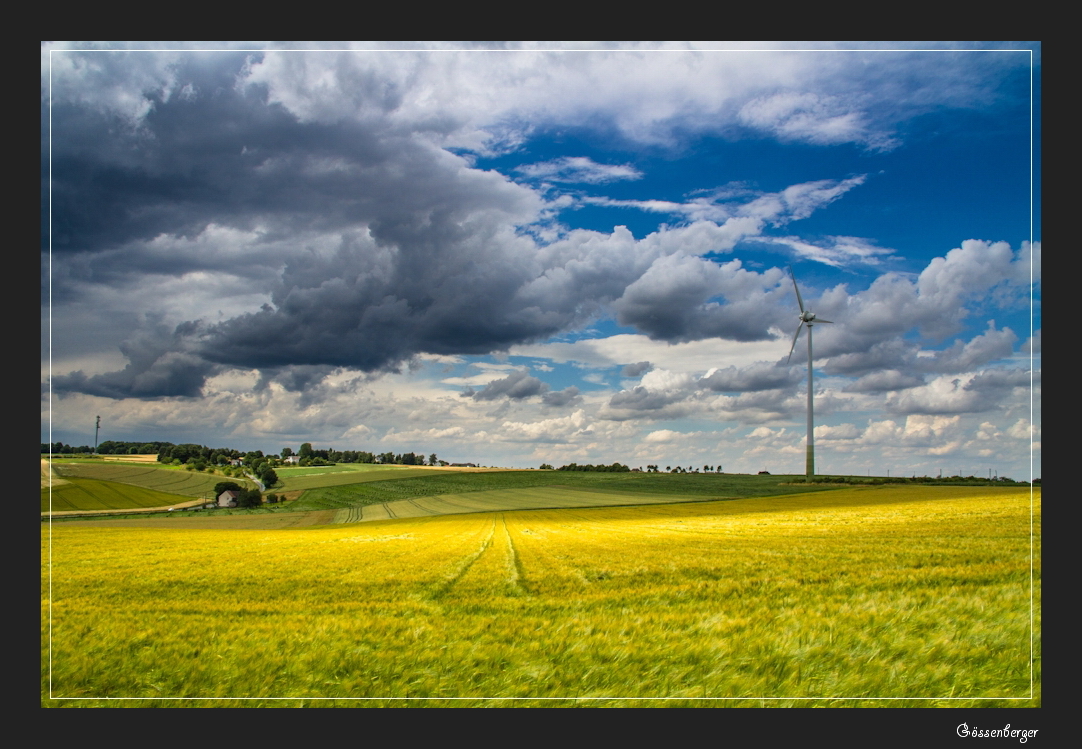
[787,267,832,478]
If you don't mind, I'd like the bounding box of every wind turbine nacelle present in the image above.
[800,311,817,322]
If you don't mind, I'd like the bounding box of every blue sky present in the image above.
[42,42,1040,478]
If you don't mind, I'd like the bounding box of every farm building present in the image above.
[217,490,241,508]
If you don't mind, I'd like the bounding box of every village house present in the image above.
[217,490,242,508]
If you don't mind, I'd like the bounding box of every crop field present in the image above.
[276,465,446,492]
[50,462,228,498]
[41,485,1039,707]
[42,477,195,513]
[291,470,836,513]
[333,486,741,522]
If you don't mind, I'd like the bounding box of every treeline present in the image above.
[555,462,631,472]
[43,440,446,470]
[42,440,173,455]
[284,445,443,467]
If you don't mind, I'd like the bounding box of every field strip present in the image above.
[41,459,68,487]
[342,486,727,524]
[48,509,340,529]
[52,463,222,497]
[43,496,208,518]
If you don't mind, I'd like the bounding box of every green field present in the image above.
[334,486,744,522]
[291,470,837,513]
[42,477,195,512]
[41,485,1039,707]
[276,464,446,492]
[51,462,228,498]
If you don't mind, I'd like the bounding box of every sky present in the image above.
[41,42,1041,478]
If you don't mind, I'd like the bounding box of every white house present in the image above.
[217,490,242,508]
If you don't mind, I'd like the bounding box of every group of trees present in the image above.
[42,441,173,455]
[211,481,283,507]
[212,481,264,508]
[642,465,723,473]
[282,445,445,467]
[158,444,245,466]
[45,439,455,470]
[556,463,631,472]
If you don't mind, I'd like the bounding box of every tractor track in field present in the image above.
[427,517,496,600]
[500,515,529,596]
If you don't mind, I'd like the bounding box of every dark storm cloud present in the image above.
[48,51,1031,403]
[611,256,788,343]
[45,52,586,395]
[46,61,796,401]
[46,52,473,257]
[50,318,219,398]
[255,365,340,392]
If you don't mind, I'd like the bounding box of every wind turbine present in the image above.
[787,266,832,478]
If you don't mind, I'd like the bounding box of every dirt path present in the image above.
[42,495,210,519]
[40,459,68,488]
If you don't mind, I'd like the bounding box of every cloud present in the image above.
[612,257,790,342]
[885,368,1033,415]
[466,370,550,401]
[738,92,899,151]
[44,49,1037,419]
[809,240,1037,362]
[50,317,220,398]
[919,323,1018,373]
[516,157,642,184]
[606,387,680,413]
[498,409,591,443]
[224,44,1023,150]
[698,361,801,392]
[621,361,653,377]
[541,386,581,407]
[844,369,926,393]
[763,234,896,267]
[581,176,866,227]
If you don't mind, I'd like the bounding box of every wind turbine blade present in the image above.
[787,323,803,363]
[815,319,834,324]
[789,265,805,313]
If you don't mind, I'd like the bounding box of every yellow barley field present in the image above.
[41,485,1039,707]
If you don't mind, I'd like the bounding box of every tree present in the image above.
[214,481,243,497]
[281,447,294,459]
[260,467,279,488]
[429,453,438,466]
[237,489,263,508]
[299,443,314,460]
